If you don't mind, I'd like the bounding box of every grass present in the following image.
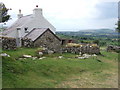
[0,47,2,89]
[2,47,39,58]
[2,47,118,88]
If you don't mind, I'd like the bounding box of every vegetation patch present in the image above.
[2,47,118,88]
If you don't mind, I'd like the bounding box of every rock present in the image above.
[92,54,97,57]
[82,54,91,58]
[18,58,23,60]
[58,56,63,59]
[39,58,43,60]
[78,57,85,59]
[39,57,46,60]
[42,57,46,59]
[23,55,32,58]
[32,57,37,60]
[79,52,82,55]
[0,53,10,57]
[42,49,48,54]
[38,52,43,55]
[48,50,54,54]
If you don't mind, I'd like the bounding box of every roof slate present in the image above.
[3,15,33,34]
[24,28,48,41]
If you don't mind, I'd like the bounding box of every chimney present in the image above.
[16,28,22,47]
[33,5,43,17]
[18,9,23,19]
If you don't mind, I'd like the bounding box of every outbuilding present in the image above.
[23,28,61,52]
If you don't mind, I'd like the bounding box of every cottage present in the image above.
[23,28,61,52]
[3,5,55,38]
[2,6,61,52]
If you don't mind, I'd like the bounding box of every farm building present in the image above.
[61,38,76,45]
[1,6,61,51]
[3,5,56,38]
[22,28,61,52]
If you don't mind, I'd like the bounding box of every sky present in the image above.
[0,0,119,31]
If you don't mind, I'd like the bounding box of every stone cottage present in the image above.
[2,5,56,46]
[22,28,61,52]
[2,5,61,51]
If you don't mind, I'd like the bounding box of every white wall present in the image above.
[5,7,56,38]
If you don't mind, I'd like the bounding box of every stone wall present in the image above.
[33,30,62,53]
[1,37,17,50]
[107,45,120,53]
[21,38,34,48]
[62,43,100,55]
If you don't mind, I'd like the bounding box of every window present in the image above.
[17,28,21,30]
[24,27,28,33]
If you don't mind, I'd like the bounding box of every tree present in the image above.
[0,2,10,23]
[93,40,99,45]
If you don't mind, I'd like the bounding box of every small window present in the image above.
[24,27,28,33]
[17,28,21,30]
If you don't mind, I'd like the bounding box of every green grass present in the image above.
[2,47,39,58]
[2,47,118,88]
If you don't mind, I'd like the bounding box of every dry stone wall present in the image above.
[107,45,120,53]
[1,37,17,50]
[62,43,100,55]
[21,38,34,48]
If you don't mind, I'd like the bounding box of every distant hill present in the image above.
[57,29,116,34]
[56,29,119,39]
[78,29,116,34]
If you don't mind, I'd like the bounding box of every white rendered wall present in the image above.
[5,7,56,38]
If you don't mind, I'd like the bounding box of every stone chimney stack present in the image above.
[33,5,43,17]
[18,9,23,19]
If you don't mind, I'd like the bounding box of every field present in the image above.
[56,29,119,46]
[2,47,118,88]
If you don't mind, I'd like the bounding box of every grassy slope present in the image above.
[0,47,2,89]
[2,48,118,88]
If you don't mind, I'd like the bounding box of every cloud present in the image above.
[0,0,119,30]
[95,2,118,19]
[97,0,119,2]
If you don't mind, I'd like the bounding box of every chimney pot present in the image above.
[19,9,21,14]
[33,7,43,17]
[36,5,38,7]
[18,9,23,19]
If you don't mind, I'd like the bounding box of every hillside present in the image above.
[2,48,118,88]
[56,29,119,46]
[56,29,118,37]
[2,29,119,88]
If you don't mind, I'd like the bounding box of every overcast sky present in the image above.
[0,0,119,31]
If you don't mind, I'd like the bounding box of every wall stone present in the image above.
[33,30,62,53]
[1,37,17,50]
[62,44,100,55]
[22,30,62,53]
[21,38,34,48]
[107,45,120,53]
